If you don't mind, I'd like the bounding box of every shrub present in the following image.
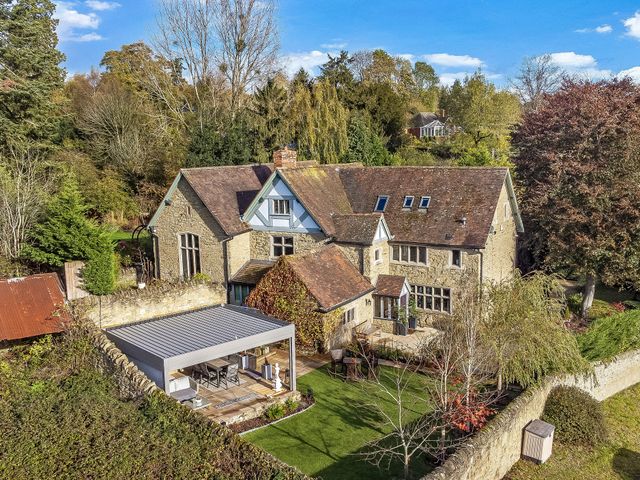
[284,397,299,413]
[568,294,619,319]
[191,272,212,284]
[542,386,608,446]
[264,402,286,421]
[578,310,640,361]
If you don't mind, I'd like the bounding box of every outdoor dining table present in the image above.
[342,356,362,381]
[206,358,231,387]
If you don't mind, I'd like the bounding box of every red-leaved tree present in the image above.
[512,78,640,317]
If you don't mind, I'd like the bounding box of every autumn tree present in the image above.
[512,79,640,316]
[510,54,562,112]
[0,0,65,148]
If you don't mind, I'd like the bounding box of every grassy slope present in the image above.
[245,365,434,480]
[506,383,640,480]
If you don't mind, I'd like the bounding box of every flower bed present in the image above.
[229,394,315,434]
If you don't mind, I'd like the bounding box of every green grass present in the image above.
[506,383,640,480]
[578,310,640,362]
[109,229,149,243]
[245,365,434,480]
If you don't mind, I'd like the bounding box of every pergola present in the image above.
[106,304,296,392]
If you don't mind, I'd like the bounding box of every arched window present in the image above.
[179,233,201,279]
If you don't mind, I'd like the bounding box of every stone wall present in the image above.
[250,230,328,260]
[76,281,227,328]
[422,348,640,480]
[155,177,227,282]
[327,293,374,349]
[227,231,251,277]
[483,182,518,284]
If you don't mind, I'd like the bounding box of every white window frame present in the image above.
[179,233,201,280]
[374,248,382,264]
[342,307,355,325]
[373,295,396,320]
[391,244,428,265]
[418,196,431,209]
[403,196,414,209]
[272,199,291,216]
[272,235,294,257]
[451,249,462,268]
[374,195,389,212]
[410,285,451,314]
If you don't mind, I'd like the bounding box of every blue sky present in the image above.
[55,1,640,86]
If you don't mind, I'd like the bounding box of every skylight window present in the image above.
[419,196,431,209]
[403,196,414,209]
[374,195,389,212]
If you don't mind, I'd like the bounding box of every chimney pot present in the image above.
[273,146,297,169]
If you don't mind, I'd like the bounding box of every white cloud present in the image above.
[624,11,640,39]
[85,0,121,11]
[438,72,470,86]
[320,42,347,50]
[576,24,612,34]
[548,52,597,68]
[423,53,484,68]
[397,53,415,61]
[54,1,104,42]
[619,66,640,82]
[281,50,330,76]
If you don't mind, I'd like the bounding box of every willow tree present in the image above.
[483,272,589,390]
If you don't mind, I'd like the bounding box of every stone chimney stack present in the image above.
[273,146,297,169]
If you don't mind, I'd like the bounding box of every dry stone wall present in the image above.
[422,348,640,480]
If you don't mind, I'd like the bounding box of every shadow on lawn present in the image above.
[612,448,640,480]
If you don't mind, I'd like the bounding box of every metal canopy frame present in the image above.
[106,305,296,393]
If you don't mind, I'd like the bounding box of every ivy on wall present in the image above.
[246,258,341,351]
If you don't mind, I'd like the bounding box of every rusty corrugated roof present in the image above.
[0,273,69,341]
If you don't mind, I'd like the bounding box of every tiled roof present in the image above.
[230,260,275,285]
[331,213,382,245]
[338,166,509,248]
[409,112,440,128]
[285,244,374,312]
[375,274,407,297]
[0,273,69,341]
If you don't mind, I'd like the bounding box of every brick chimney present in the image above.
[273,146,297,169]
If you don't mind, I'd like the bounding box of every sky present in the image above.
[54,0,640,86]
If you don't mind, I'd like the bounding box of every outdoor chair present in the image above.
[219,363,240,389]
[194,363,218,388]
[330,348,345,375]
[168,376,198,403]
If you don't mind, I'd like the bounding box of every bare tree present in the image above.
[0,146,58,260]
[511,54,562,112]
[215,0,279,117]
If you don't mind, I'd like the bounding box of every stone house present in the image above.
[148,147,523,344]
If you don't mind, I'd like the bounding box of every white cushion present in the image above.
[169,376,190,393]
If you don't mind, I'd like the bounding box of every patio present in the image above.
[105,305,304,424]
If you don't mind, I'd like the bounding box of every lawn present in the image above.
[505,382,640,480]
[245,365,434,480]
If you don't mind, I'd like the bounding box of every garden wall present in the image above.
[74,280,227,328]
[422,348,640,480]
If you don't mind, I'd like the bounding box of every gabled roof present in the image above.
[284,244,374,312]
[375,275,409,298]
[332,213,391,245]
[338,166,521,248]
[410,112,441,128]
[0,273,69,341]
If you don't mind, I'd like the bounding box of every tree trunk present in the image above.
[581,275,596,319]
[404,452,410,479]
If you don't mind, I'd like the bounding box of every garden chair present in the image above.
[219,363,240,389]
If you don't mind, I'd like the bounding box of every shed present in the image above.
[522,419,555,464]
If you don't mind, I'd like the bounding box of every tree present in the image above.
[215,0,279,117]
[0,145,58,259]
[344,111,390,165]
[413,61,439,110]
[440,72,521,147]
[0,0,65,148]
[511,54,562,112]
[251,77,288,157]
[318,50,354,101]
[354,81,407,151]
[483,272,589,389]
[512,79,640,317]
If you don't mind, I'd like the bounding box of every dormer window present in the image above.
[403,196,414,209]
[419,196,431,209]
[374,195,389,212]
[272,199,290,216]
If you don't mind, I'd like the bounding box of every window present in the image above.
[374,248,382,264]
[451,249,462,268]
[186,205,192,216]
[374,195,389,212]
[272,236,294,257]
[419,196,431,209]
[410,285,451,313]
[179,233,201,279]
[272,199,290,216]
[403,196,414,209]
[391,244,427,265]
[374,295,396,320]
[342,307,355,325]
[231,284,251,305]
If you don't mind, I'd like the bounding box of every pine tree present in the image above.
[252,78,288,156]
[0,0,65,148]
